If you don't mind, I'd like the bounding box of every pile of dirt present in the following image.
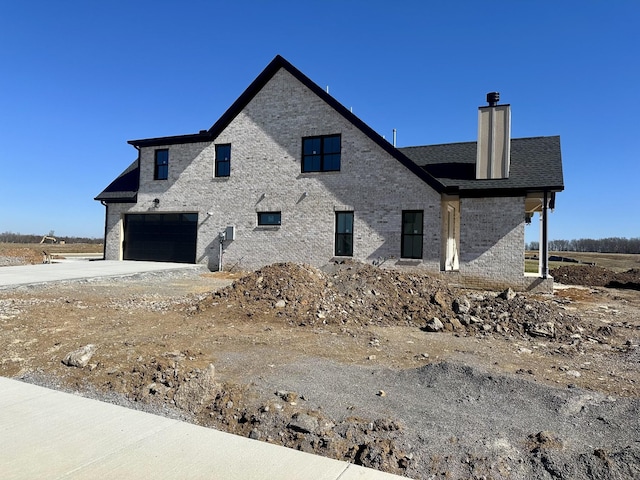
[0,247,43,266]
[552,265,640,290]
[200,261,609,344]
[202,261,456,328]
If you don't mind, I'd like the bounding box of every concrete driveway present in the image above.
[0,260,207,288]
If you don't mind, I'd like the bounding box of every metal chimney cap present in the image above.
[486,92,500,106]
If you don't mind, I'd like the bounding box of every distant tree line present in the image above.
[527,237,640,254]
[0,231,102,244]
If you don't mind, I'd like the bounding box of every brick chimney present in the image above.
[476,92,511,179]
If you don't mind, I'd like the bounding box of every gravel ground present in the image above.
[1,262,639,479]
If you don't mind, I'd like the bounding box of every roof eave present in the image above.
[128,133,212,148]
[458,185,564,197]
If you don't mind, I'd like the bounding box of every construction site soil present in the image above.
[1,260,638,479]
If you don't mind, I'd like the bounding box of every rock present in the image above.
[173,363,216,414]
[62,344,96,368]
[453,296,471,314]
[499,288,517,301]
[287,413,318,434]
[448,317,463,330]
[377,390,386,397]
[274,299,286,308]
[431,290,448,308]
[424,317,444,332]
[526,322,556,338]
[458,313,482,326]
[566,370,581,378]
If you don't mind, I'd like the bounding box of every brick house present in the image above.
[95,55,563,291]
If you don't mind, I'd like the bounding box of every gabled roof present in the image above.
[96,55,564,203]
[126,55,447,192]
[94,160,138,202]
[399,136,564,196]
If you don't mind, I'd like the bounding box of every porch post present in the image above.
[541,190,549,279]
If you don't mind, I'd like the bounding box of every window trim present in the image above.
[302,134,341,173]
[334,211,354,257]
[401,210,424,259]
[154,149,169,180]
[215,144,231,178]
[257,211,281,226]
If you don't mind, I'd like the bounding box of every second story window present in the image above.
[154,149,169,180]
[302,134,341,172]
[215,144,231,177]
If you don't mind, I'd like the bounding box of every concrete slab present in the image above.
[0,260,206,289]
[0,377,405,480]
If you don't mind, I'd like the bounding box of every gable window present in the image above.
[335,211,353,256]
[402,210,423,259]
[215,144,231,177]
[302,134,341,172]
[257,211,281,226]
[154,149,169,180]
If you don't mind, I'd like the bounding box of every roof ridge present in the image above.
[401,135,560,150]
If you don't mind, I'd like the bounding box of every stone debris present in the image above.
[424,317,444,332]
[199,261,616,345]
[173,363,216,414]
[62,344,96,368]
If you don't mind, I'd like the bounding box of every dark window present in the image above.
[154,149,169,180]
[302,134,341,172]
[335,211,354,256]
[215,144,231,177]
[257,212,281,226]
[402,210,423,259]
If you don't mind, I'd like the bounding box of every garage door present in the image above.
[123,213,198,263]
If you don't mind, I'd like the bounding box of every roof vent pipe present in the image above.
[392,129,397,147]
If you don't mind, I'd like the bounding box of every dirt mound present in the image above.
[197,261,595,343]
[552,265,640,290]
[0,247,43,266]
[200,261,457,328]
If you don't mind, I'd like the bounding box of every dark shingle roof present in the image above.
[94,160,139,203]
[399,136,564,195]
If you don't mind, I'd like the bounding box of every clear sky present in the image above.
[1,0,638,242]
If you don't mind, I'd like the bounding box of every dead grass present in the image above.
[525,251,640,273]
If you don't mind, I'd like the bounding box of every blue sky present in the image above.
[0,0,638,242]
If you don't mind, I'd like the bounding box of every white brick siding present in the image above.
[103,68,535,289]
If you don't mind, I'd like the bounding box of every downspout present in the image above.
[541,190,549,279]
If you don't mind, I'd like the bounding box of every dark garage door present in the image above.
[123,213,198,263]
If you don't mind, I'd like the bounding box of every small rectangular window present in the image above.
[215,144,231,177]
[401,210,423,259]
[257,212,281,226]
[335,211,353,256]
[302,134,341,172]
[154,149,168,180]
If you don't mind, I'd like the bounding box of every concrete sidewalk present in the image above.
[0,260,206,288]
[0,377,403,479]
